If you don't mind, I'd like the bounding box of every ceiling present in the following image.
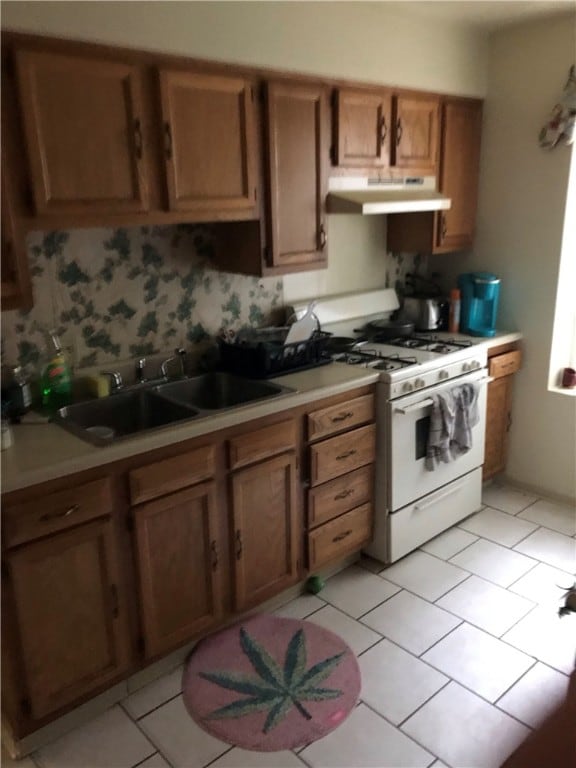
[386,1,575,31]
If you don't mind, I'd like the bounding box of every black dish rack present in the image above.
[219,332,332,378]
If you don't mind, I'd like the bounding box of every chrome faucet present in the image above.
[160,348,186,379]
[101,370,123,393]
[135,358,147,383]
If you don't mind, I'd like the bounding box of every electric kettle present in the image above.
[402,297,445,331]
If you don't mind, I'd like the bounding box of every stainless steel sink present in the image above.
[54,372,294,446]
[54,389,200,446]
[154,372,293,411]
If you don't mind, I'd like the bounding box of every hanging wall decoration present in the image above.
[539,65,576,149]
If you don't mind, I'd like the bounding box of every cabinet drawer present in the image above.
[228,419,296,470]
[308,503,372,570]
[308,465,373,528]
[130,445,215,505]
[489,350,521,379]
[310,424,375,486]
[307,394,374,441]
[3,478,113,548]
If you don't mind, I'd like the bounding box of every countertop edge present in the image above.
[1,366,380,495]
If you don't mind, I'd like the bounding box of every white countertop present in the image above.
[1,363,380,495]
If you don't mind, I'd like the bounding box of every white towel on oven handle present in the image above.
[425,382,480,471]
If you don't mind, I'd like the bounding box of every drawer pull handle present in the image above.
[336,449,356,461]
[331,411,353,423]
[235,529,243,560]
[164,122,173,159]
[333,529,352,543]
[211,540,219,571]
[133,118,143,160]
[335,489,353,500]
[40,503,80,522]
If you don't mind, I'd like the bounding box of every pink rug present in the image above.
[182,614,361,751]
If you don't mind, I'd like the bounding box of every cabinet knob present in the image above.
[395,117,403,146]
[235,529,243,560]
[379,115,388,145]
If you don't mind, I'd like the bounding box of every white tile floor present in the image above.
[15,482,576,768]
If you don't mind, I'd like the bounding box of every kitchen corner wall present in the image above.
[438,14,576,501]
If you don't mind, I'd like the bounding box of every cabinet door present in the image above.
[159,70,257,216]
[392,95,439,171]
[16,49,149,216]
[436,99,483,252]
[5,518,129,720]
[264,81,329,269]
[483,376,514,480]
[1,168,32,311]
[334,89,391,168]
[231,453,299,612]
[134,482,222,658]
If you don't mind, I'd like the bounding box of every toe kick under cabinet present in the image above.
[306,394,376,570]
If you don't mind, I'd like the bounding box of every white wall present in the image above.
[1,1,489,94]
[442,14,576,501]
[2,1,489,302]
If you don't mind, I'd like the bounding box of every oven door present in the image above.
[388,369,489,511]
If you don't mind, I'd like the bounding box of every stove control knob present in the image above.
[462,362,470,373]
[471,360,481,370]
[402,382,414,393]
[438,369,449,380]
[414,378,426,389]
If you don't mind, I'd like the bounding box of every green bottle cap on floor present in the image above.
[306,575,325,594]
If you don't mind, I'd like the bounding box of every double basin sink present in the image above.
[54,372,294,446]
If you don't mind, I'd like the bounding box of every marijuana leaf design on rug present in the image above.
[199,626,345,734]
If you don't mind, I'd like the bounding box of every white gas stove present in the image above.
[292,289,490,564]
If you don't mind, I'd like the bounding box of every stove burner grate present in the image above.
[382,334,473,353]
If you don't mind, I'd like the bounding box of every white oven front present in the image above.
[386,368,489,512]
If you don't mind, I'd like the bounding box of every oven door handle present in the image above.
[394,374,494,416]
[394,398,434,415]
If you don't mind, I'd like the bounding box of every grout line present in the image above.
[358,697,442,763]
[395,677,453,729]
[127,704,179,768]
[131,751,165,768]
[202,745,235,768]
[415,619,465,658]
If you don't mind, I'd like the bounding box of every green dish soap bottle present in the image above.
[41,330,72,414]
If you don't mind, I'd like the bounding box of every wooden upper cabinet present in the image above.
[334,89,391,168]
[231,452,299,612]
[1,168,32,311]
[159,70,258,216]
[392,94,439,171]
[436,99,483,252]
[133,482,222,659]
[15,49,149,216]
[5,518,129,720]
[386,97,482,255]
[264,81,329,269]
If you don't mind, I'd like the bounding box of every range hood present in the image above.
[327,176,451,215]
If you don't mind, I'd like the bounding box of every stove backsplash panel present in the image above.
[1,225,283,371]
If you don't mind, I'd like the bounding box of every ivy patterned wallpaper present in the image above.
[1,222,424,374]
[1,225,282,372]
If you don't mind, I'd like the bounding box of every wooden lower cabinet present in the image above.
[231,452,299,612]
[1,386,376,739]
[4,518,129,721]
[306,395,376,571]
[133,482,222,659]
[483,348,522,480]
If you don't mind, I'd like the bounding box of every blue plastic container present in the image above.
[458,272,501,337]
